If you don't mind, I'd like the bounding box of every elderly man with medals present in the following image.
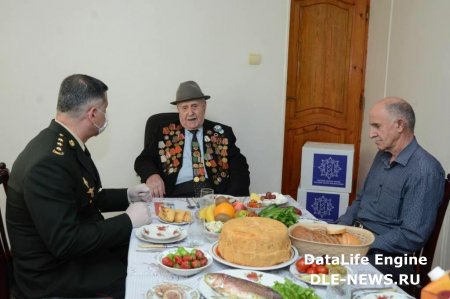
[135,81,250,198]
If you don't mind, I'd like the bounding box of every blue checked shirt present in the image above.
[338,138,445,253]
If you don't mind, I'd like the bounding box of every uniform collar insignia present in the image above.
[52,135,65,155]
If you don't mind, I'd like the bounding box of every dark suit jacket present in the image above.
[6,120,131,299]
[134,113,250,196]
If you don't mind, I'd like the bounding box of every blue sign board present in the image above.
[306,191,340,222]
[312,154,347,188]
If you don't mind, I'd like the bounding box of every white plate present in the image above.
[136,227,187,244]
[146,282,200,299]
[158,216,193,225]
[260,192,288,206]
[138,224,182,240]
[289,262,352,286]
[203,194,238,204]
[198,269,286,299]
[210,241,298,271]
[354,291,414,299]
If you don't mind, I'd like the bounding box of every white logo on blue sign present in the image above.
[306,192,340,222]
[312,154,347,188]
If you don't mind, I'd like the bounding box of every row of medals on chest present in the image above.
[159,135,229,180]
[158,138,229,165]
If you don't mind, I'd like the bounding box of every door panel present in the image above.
[282,0,369,201]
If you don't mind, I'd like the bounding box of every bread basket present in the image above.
[288,222,374,258]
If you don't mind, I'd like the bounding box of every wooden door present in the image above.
[282,0,369,200]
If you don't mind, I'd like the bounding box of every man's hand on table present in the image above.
[146,174,165,198]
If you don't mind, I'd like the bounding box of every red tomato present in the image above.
[215,246,221,257]
[246,272,259,282]
[194,249,205,259]
[309,262,318,268]
[161,257,174,267]
[180,261,191,269]
[295,257,309,273]
[306,267,318,274]
[182,255,193,261]
[199,258,208,267]
[173,255,182,264]
[191,260,201,269]
[316,265,329,274]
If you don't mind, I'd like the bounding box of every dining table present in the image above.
[125,196,408,299]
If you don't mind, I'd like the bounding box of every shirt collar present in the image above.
[55,119,85,151]
[381,137,418,167]
[186,127,203,137]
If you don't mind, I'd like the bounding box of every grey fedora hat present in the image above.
[170,80,210,105]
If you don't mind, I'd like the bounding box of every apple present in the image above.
[235,210,249,218]
[246,211,259,217]
[232,201,247,212]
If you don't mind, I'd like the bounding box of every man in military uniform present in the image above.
[135,81,250,198]
[6,74,152,299]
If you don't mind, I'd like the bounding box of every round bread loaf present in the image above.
[217,217,291,267]
[339,232,361,245]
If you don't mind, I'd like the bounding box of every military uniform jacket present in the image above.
[6,120,131,299]
[134,113,250,196]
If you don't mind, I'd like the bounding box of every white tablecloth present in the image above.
[125,197,401,299]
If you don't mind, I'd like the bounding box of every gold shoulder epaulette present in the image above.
[52,133,65,156]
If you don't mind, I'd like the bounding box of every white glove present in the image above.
[125,202,152,228]
[127,183,152,203]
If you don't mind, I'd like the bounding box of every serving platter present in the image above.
[210,241,298,271]
[158,216,192,226]
[353,291,415,299]
[289,262,352,286]
[202,194,238,204]
[136,226,187,244]
[260,192,288,206]
[146,282,200,299]
[138,224,182,240]
[198,269,286,299]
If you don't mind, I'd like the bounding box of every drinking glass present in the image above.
[200,188,214,198]
[187,213,204,247]
[325,267,351,299]
[199,188,214,208]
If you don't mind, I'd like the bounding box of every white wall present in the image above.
[0,0,290,242]
[361,0,450,269]
[0,0,290,189]
[1,0,449,269]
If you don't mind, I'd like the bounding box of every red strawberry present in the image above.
[180,261,191,269]
[191,260,201,269]
[182,255,193,262]
[161,257,174,267]
[173,255,182,264]
[195,250,205,259]
[199,258,208,267]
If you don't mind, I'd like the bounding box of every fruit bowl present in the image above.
[244,200,265,213]
[157,247,213,277]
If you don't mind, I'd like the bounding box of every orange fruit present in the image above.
[213,202,235,218]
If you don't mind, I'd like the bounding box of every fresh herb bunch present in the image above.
[272,278,320,299]
[258,204,299,227]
